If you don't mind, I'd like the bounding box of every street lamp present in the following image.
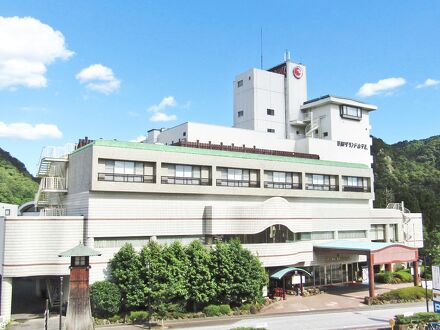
[421,253,430,313]
[147,260,151,330]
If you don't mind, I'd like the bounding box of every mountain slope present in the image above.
[0,147,38,205]
[372,135,440,233]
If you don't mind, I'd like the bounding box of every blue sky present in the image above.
[0,1,439,173]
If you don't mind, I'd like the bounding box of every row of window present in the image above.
[92,225,389,248]
[220,225,367,244]
[99,160,371,192]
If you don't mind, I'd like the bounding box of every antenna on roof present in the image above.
[284,49,291,62]
[260,27,263,69]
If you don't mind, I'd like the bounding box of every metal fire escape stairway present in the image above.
[35,144,75,216]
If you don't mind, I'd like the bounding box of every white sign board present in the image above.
[433,266,440,291]
[362,266,369,285]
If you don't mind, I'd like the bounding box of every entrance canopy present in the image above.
[314,240,420,298]
[314,240,418,265]
[270,267,312,280]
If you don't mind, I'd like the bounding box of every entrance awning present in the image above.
[314,240,418,264]
[270,267,312,280]
[313,240,420,298]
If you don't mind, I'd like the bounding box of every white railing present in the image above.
[40,208,66,216]
[40,177,67,191]
[39,143,76,160]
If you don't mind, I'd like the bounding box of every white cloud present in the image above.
[150,112,177,122]
[76,64,120,94]
[0,121,62,140]
[356,77,406,97]
[148,96,178,122]
[416,78,440,89]
[0,16,74,90]
[130,135,147,142]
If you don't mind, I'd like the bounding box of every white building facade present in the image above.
[0,58,423,320]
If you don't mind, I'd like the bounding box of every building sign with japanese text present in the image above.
[337,141,368,150]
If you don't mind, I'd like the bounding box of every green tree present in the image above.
[211,240,267,306]
[162,241,189,306]
[90,280,121,318]
[109,243,144,312]
[186,240,216,311]
[139,241,169,320]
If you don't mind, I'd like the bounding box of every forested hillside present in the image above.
[0,147,38,205]
[372,135,440,262]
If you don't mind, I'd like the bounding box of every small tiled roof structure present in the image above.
[58,242,101,257]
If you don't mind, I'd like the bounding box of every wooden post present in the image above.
[282,278,286,300]
[413,260,420,287]
[368,253,375,298]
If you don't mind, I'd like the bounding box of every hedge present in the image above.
[395,312,440,325]
[375,270,413,284]
[371,286,432,305]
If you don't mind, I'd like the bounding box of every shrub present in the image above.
[374,286,432,303]
[128,311,150,323]
[239,303,253,311]
[218,304,231,315]
[375,271,394,283]
[395,312,440,325]
[203,305,222,316]
[90,281,121,318]
[394,270,413,282]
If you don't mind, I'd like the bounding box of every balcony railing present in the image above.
[305,184,339,191]
[98,173,155,183]
[342,186,371,192]
[161,176,211,185]
[216,179,260,188]
[40,177,67,191]
[264,182,302,189]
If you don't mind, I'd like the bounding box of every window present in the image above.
[175,165,194,178]
[237,80,243,87]
[267,109,275,116]
[217,167,258,187]
[238,110,244,117]
[267,128,275,133]
[162,164,209,185]
[305,174,338,191]
[340,105,362,120]
[342,176,369,192]
[389,224,398,242]
[101,160,146,182]
[264,171,301,189]
[183,131,186,137]
[370,224,385,241]
[311,231,334,240]
[323,132,328,137]
[338,230,366,239]
[73,256,86,267]
[5,209,10,216]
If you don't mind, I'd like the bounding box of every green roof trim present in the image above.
[72,139,369,169]
[270,267,312,280]
[59,242,102,257]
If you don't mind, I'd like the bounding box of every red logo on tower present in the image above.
[293,66,303,79]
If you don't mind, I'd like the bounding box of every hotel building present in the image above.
[0,57,423,320]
